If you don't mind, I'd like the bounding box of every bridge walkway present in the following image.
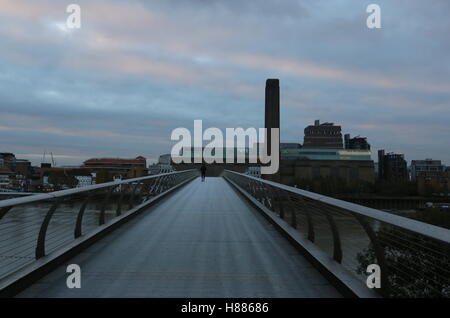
[18,177,341,297]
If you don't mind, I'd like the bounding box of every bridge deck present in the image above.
[17,177,341,297]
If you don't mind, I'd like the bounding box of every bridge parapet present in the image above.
[0,170,198,284]
[224,170,450,298]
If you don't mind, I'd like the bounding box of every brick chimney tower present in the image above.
[264,79,280,157]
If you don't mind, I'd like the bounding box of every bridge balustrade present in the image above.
[223,170,450,298]
[0,170,198,280]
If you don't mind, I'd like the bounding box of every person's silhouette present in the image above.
[200,163,206,181]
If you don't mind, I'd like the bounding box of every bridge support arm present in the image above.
[36,200,60,259]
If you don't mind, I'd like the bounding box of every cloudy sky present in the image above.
[1,0,449,166]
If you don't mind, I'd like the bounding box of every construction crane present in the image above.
[51,152,56,167]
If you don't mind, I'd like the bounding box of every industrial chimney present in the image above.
[264,79,280,157]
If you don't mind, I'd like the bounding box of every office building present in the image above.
[149,154,174,175]
[0,168,13,189]
[344,134,370,150]
[83,156,146,170]
[0,153,17,172]
[303,120,343,149]
[83,156,148,178]
[281,147,372,161]
[15,159,32,178]
[158,154,172,165]
[75,175,94,188]
[378,150,408,180]
[280,143,302,150]
[410,159,445,180]
[268,121,375,185]
[416,170,449,196]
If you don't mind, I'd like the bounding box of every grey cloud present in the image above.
[0,0,449,166]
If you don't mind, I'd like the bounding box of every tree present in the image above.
[411,208,450,230]
[357,224,450,298]
[47,171,77,189]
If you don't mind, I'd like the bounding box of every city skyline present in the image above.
[1,0,449,166]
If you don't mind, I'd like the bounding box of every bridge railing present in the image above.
[0,169,198,281]
[223,170,450,298]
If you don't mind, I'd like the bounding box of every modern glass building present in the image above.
[281,147,372,161]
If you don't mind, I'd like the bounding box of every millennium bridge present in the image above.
[0,170,449,297]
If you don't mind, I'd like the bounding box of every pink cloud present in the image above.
[0,0,53,19]
[229,53,450,94]
[0,123,165,144]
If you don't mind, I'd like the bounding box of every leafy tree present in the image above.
[295,176,374,196]
[374,179,418,197]
[356,224,450,298]
[47,171,77,189]
[410,208,450,230]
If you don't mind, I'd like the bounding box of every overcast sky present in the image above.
[1,0,449,166]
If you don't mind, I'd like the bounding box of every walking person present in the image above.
[200,163,207,182]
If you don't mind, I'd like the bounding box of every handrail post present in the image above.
[128,183,140,210]
[99,186,115,226]
[36,199,60,259]
[116,184,126,216]
[276,188,286,219]
[321,204,343,263]
[153,176,162,195]
[74,192,94,238]
[287,195,297,228]
[0,206,13,221]
[159,176,165,193]
[146,179,157,200]
[353,213,390,296]
[164,175,170,191]
[134,182,143,205]
[266,184,277,211]
[300,197,315,242]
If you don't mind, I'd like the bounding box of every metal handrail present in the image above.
[0,170,195,209]
[223,169,450,298]
[224,170,450,244]
[0,169,198,280]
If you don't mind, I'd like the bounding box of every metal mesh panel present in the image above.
[0,170,198,281]
[223,170,450,298]
[0,203,48,278]
[327,206,372,278]
[307,200,334,257]
[82,203,101,235]
[289,196,309,238]
[45,201,79,256]
[369,221,450,297]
